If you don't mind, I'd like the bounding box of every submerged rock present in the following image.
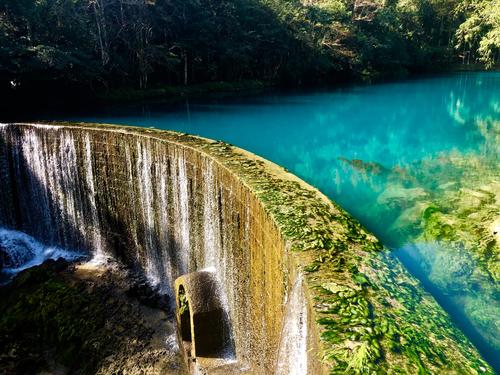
[338,157,390,176]
[377,185,428,209]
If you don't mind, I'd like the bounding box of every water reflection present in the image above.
[54,72,500,369]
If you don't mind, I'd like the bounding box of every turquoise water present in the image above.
[59,72,498,369]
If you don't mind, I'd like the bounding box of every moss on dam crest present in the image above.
[0,122,494,374]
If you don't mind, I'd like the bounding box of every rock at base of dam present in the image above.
[0,258,186,375]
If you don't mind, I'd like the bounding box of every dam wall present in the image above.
[0,123,493,374]
[0,123,315,373]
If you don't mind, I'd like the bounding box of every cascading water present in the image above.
[176,149,191,274]
[202,158,221,270]
[0,227,84,280]
[0,124,275,372]
[137,138,160,286]
[153,141,174,294]
[200,159,236,363]
[275,274,308,375]
[84,133,105,264]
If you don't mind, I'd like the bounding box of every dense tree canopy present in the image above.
[0,0,498,99]
[455,0,500,67]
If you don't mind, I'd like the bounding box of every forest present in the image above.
[0,0,498,103]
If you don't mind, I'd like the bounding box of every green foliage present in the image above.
[345,341,377,373]
[0,0,489,99]
[455,0,500,67]
[178,288,189,315]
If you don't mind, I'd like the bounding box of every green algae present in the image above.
[0,258,182,375]
[378,154,500,351]
[0,260,109,374]
[162,126,492,373]
[11,122,494,373]
[332,114,499,355]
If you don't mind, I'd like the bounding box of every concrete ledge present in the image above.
[0,122,493,374]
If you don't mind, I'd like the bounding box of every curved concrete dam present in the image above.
[0,123,493,374]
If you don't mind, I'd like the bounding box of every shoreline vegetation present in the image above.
[94,63,499,104]
[96,79,274,104]
[1,0,499,111]
[1,64,497,113]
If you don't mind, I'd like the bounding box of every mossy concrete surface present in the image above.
[0,258,185,375]
[0,122,494,374]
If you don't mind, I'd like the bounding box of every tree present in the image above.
[455,0,500,68]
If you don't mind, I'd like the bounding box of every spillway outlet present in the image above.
[174,270,233,368]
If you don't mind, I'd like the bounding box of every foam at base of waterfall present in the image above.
[165,333,180,352]
[0,227,85,278]
[86,251,115,267]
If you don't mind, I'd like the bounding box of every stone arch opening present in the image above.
[175,270,231,363]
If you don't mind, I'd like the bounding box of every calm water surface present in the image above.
[55,72,499,370]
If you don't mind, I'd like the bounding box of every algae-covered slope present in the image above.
[0,122,493,374]
[382,153,499,353]
[335,115,500,356]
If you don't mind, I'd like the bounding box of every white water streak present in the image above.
[137,139,160,287]
[21,129,52,232]
[84,134,105,263]
[275,274,308,375]
[177,151,190,273]
[155,145,173,294]
[203,159,221,269]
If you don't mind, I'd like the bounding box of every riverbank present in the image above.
[2,64,495,120]
[96,80,273,103]
[93,63,498,105]
[0,258,186,375]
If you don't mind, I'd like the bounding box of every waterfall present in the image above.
[84,134,105,263]
[172,148,191,275]
[0,124,291,372]
[154,142,174,295]
[202,158,221,269]
[0,125,202,293]
[201,159,236,361]
[20,127,53,239]
[136,138,159,286]
[0,227,84,278]
[275,274,308,375]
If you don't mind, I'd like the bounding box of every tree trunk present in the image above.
[184,51,188,86]
[92,0,110,66]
